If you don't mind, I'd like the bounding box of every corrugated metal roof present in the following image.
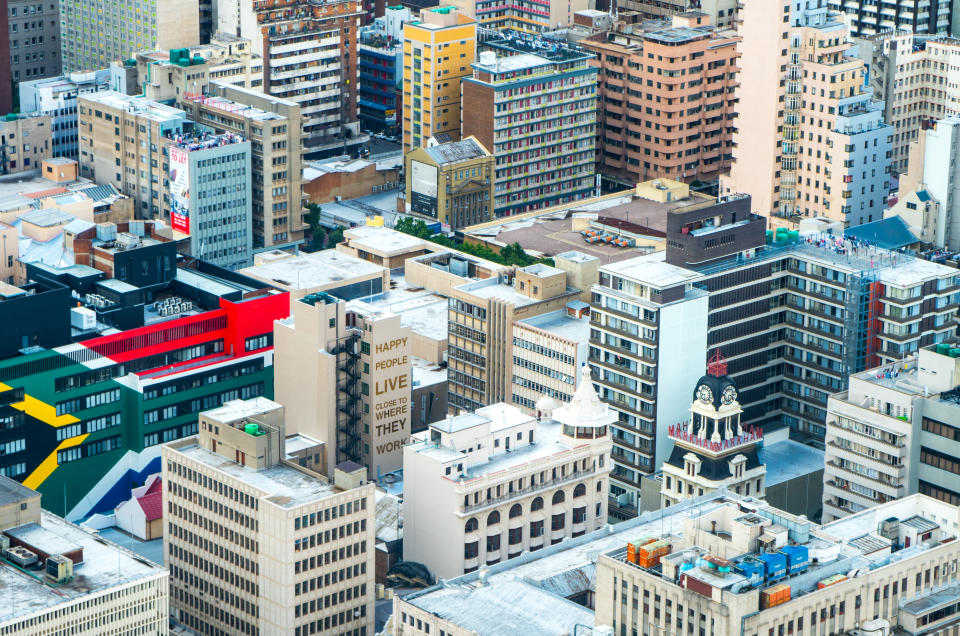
[844,216,918,250]
[424,138,488,165]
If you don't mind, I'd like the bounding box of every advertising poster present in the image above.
[169,146,190,234]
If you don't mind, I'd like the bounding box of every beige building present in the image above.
[823,340,960,523]
[337,225,437,271]
[240,249,389,306]
[511,303,590,413]
[0,114,53,176]
[446,0,589,32]
[402,368,613,579]
[179,81,305,250]
[163,397,376,636]
[596,491,960,636]
[274,291,412,477]
[0,476,169,635]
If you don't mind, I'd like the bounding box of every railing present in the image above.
[459,463,602,515]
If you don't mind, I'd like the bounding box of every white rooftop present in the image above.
[601,251,705,288]
[344,225,429,257]
[240,249,385,291]
[80,91,187,123]
[476,52,552,73]
[357,274,447,339]
[517,308,589,343]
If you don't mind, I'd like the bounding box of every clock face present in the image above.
[721,386,738,405]
[697,385,713,404]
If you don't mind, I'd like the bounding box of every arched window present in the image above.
[552,490,566,505]
[573,483,586,498]
[465,517,478,533]
[597,480,604,492]
[531,497,544,512]
[509,503,523,519]
[487,510,501,525]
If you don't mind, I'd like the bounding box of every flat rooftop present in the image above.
[757,438,825,486]
[455,277,577,308]
[344,225,429,257]
[423,137,489,165]
[357,274,447,339]
[517,308,590,343]
[240,249,385,291]
[183,93,286,122]
[0,511,164,624]
[80,91,187,123]
[0,476,37,506]
[174,441,338,509]
[602,250,705,288]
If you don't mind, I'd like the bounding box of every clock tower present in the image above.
[660,350,767,507]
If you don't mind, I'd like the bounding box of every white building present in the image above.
[823,340,960,522]
[402,365,613,580]
[900,117,960,250]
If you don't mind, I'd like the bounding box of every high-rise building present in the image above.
[0,476,169,634]
[582,12,739,187]
[0,113,52,175]
[0,4,11,115]
[725,0,891,228]
[244,0,367,159]
[595,492,960,635]
[273,290,413,477]
[163,397,376,635]
[7,0,61,86]
[829,0,953,36]
[59,0,199,73]
[358,6,411,135]
[402,7,477,153]
[403,136,495,230]
[167,131,253,270]
[179,82,305,251]
[823,340,960,522]
[592,197,960,516]
[403,370,613,579]
[445,0,589,32]
[613,0,740,30]
[18,70,114,161]
[462,37,597,217]
[860,32,960,176]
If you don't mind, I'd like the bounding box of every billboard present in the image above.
[410,160,438,217]
[169,146,190,234]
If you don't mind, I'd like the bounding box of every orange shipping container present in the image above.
[760,584,791,609]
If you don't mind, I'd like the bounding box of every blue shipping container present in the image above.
[735,560,765,586]
[779,545,809,574]
[759,552,787,581]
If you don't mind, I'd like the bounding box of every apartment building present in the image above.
[245,0,367,159]
[582,12,739,187]
[0,8,11,115]
[133,35,264,103]
[725,0,891,227]
[596,492,960,636]
[18,70,113,160]
[167,131,253,270]
[829,0,952,36]
[862,33,960,176]
[163,398,376,636]
[591,196,959,516]
[404,135,494,230]
[614,0,740,30]
[511,303,590,413]
[59,0,199,73]
[179,82,305,250]
[274,290,413,478]
[446,0,589,32]
[78,92,189,219]
[445,261,582,413]
[823,341,960,522]
[7,0,61,85]
[358,6,411,135]
[462,37,597,217]
[0,113,52,176]
[403,372,613,579]
[402,7,478,153]
[0,477,169,635]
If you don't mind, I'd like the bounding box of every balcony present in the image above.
[458,461,603,515]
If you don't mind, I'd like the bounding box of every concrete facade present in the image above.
[7,0,61,86]
[404,136,494,230]
[900,117,960,250]
[0,114,52,176]
[830,0,952,36]
[511,306,590,413]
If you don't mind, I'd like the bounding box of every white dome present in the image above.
[552,364,617,429]
[536,395,559,415]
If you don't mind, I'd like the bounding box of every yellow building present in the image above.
[402,8,477,153]
[404,136,494,230]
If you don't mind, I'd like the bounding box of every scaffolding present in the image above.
[329,329,363,465]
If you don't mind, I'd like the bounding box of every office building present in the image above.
[163,398,376,636]
[358,7,411,135]
[0,113,52,175]
[511,303,590,413]
[78,92,190,219]
[0,8,11,115]
[446,0,589,32]
[7,0,61,86]
[613,0,739,30]
[829,0,952,36]
[402,8,477,153]
[274,290,413,477]
[724,0,891,227]
[179,82,305,251]
[593,196,959,517]
[0,476,169,634]
[166,131,252,269]
[404,136,494,230]
[245,0,367,159]
[403,369,613,579]
[582,12,739,187]
[596,492,960,635]
[18,70,114,160]
[660,352,767,507]
[860,32,960,176]
[823,340,960,522]
[462,37,597,217]
[59,0,199,73]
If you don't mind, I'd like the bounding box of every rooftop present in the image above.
[240,249,385,291]
[183,92,288,122]
[0,476,37,507]
[80,91,187,123]
[517,307,590,343]
[843,216,919,251]
[357,274,447,339]
[757,437,825,486]
[424,137,490,165]
[454,276,577,308]
[167,130,246,152]
[602,250,704,288]
[0,512,165,624]
[343,225,430,257]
